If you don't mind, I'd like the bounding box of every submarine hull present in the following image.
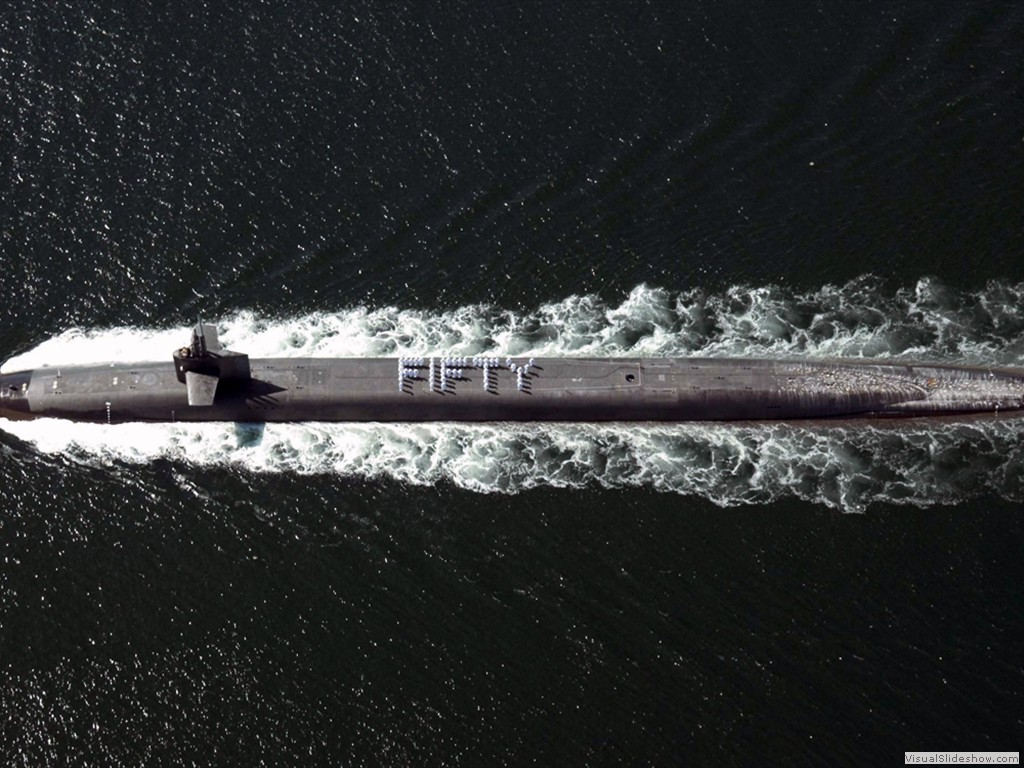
[3,357,1024,424]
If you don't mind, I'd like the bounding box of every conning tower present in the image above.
[172,321,250,406]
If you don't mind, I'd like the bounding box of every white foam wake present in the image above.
[6,275,1024,372]
[3,417,1023,512]
[4,277,1024,511]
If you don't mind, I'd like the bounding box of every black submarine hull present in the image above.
[4,356,1024,424]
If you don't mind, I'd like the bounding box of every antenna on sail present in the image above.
[191,314,208,357]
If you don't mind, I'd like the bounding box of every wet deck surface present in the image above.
[8,357,1024,423]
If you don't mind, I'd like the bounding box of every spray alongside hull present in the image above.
[3,323,1024,423]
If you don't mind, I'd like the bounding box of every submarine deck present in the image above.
[4,356,1024,423]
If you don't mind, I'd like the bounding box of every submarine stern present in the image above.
[869,365,1024,417]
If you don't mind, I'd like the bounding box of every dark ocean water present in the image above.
[2,1,1023,765]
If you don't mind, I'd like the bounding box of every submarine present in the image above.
[2,321,1024,424]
